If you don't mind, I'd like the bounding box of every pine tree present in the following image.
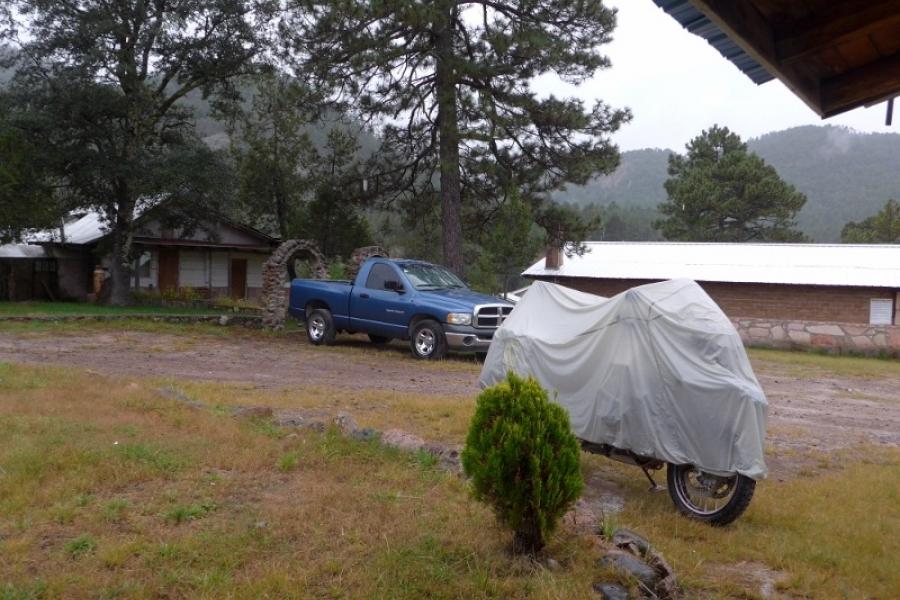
[462,372,583,556]
[841,199,900,243]
[655,126,807,242]
[293,0,630,274]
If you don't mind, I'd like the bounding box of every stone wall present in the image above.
[260,240,327,330]
[732,317,900,356]
[261,242,391,330]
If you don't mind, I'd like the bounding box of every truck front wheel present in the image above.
[307,308,336,346]
[410,320,447,360]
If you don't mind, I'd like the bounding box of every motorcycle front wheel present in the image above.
[666,463,755,526]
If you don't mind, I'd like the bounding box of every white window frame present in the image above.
[869,298,894,325]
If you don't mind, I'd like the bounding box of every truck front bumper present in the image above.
[443,324,496,352]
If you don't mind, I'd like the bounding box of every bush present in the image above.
[462,372,583,555]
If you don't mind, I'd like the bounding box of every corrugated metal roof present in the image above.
[0,244,48,259]
[522,242,900,289]
[27,211,109,245]
[652,0,774,85]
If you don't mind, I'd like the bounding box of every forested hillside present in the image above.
[558,125,900,242]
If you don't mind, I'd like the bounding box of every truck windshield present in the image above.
[400,264,467,291]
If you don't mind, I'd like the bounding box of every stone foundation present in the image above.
[732,317,900,356]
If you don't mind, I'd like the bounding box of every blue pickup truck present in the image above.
[288,258,513,359]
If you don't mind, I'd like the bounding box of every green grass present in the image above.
[586,448,900,599]
[1,350,899,599]
[0,363,602,599]
[749,346,900,379]
[0,301,229,317]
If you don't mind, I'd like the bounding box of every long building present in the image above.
[523,242,900,353]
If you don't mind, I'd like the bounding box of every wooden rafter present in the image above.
[681,0,900,118]
[775,0,900,65]
[822,51,900,117]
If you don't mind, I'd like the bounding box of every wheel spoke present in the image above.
[675,467,737,515]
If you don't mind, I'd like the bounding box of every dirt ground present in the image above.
[2,327,898,480]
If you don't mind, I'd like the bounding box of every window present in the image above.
[869,298,894,325]
[34,259,56,273]
[399,263,466,291]
[136,251,152,278]
[365,263,397,290]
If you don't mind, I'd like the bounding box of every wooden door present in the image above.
[158,248,179,292]
[230,258,247,299]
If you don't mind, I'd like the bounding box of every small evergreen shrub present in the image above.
[462,372,583,555]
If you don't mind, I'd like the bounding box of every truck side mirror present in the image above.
[384,280,404,293]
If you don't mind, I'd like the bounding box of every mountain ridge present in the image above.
[557,125,900,242]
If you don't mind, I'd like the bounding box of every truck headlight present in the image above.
[446,312,472,326]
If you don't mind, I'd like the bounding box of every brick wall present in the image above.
[529,276,898,325]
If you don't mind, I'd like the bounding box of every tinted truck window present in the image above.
[365,263,396,290]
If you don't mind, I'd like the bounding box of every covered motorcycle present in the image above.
[479,279,767,525]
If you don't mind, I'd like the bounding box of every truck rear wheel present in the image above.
[306,308,336,346]
[410,320,447,360]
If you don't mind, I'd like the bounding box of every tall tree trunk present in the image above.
[435,9,463,276]
[108,192,136,306]
[274,188,288,240]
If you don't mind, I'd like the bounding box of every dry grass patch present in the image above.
[168,379,475,443]
[0,363,599,599]
[0,318,234,338]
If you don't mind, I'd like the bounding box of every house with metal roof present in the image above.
[523,242,900,353]
[1,211,278,302]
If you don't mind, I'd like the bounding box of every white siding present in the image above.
[211,252,229,287]
[179,249,209,287]
[244,253,264,288]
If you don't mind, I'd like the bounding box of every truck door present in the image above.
[349,262,412,338]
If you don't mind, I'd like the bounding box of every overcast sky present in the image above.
[536,0,898,152]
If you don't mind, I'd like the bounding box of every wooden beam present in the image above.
[776,0,900,65]
[821,51,900,117]
[688,0,824,116]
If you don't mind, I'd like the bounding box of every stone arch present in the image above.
[261,240,327,330]
[346,245,390,280]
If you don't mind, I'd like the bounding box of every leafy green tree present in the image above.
[288,127,376,256]
[469,195,543,297]
[4,0,274,304]
[295,0,630,275]
[655,126,807,242]
[535,201,600,257]
[0,120,58,242]
[229,74,318,240]
[462,372,583,556]
[294,185,373,259]
[841,199,900,243]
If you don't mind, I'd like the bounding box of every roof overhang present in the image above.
[133,238,274,252]
[654,0,900,118]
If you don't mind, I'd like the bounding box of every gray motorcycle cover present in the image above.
[479,279,768,480]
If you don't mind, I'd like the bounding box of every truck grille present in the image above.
[474,304,513,328]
